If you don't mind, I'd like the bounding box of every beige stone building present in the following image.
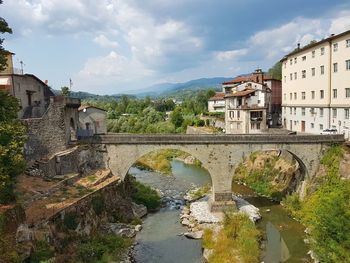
[224,81,270,134]
[0,52,54,118]
[281,29,350,139]
[78,106,107,137]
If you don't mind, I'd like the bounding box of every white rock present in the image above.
[190,201,221,224]
[233,195,261,222]
[135,224,142,232]
[184,231,203,239]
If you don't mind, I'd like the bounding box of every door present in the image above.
[301,121,305,132]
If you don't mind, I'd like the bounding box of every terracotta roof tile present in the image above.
[224,89,255,98]
[208,92,225,101]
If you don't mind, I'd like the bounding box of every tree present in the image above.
[268,61,282,81]
[0,0,13,71]
[0,91,26,204]
[61,86,71,97]
[170,107,184,128]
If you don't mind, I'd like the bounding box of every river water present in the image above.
[129,160,310,263]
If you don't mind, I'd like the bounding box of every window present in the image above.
[302,92,306,100]
[294,72,297,80]
[294,92,297,100]
[320,90,324,99]
[333,89,337,99]
[256,123,260,130]
[284,93,286,100]
[290,107,292,114]
[294,57,297,64]
[320,47,325,55]
[294,107,296,115]
[333,63,338,73]
[312,50,315,58]
[311,91,315,99]
[320,124,324,130]
[346,60,350,70]
[345,109,349,119]
[290,73,293,80]
[346,88,350,98]
[333,43,338,52]
[302,56,306,61]
[290,93,292,100]
[290,59,293,65]
[332,108,337,118]
[237,110,240,118]
[311,123,314,129]
[302,70,306,78]
[294,121,297,126]
[320,65,325,75]
[319,108,324,117]
[346,39,350,48]
[229,111,234,118]
[302,107,305,116]
[311,67,315,76]
[310,108,315,115]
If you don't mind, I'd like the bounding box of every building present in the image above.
[224,81,270,134]
[281,30,350,139]
[0,52,55,119]
[78,105,107,137]
[223,69,282,127]
[208,92,225,112]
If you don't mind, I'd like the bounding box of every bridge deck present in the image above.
[87,133,345,144]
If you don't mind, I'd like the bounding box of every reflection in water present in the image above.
[265,222,290,263]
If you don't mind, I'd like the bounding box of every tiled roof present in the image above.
[225,89,255,98]
[208,92,225,101]
[222,73,274,85]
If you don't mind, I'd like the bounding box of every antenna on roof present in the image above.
[16,59,25,74]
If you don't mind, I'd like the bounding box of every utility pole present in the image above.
[69,78,73,89]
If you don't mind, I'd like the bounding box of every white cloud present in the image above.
[93,34,119,48]
[79,51,153,80]
[329,11,350,34]
[216,49,248,61]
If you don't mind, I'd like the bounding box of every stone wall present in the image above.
[23,96,81,162]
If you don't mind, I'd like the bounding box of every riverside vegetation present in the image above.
[203,212,260,263]
[283,145,350,262]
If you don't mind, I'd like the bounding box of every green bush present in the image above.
[63,212,79,230]
[129,178,160,211]
[92,195,105,216]
[30,240,55,263]
[78,234,131,263]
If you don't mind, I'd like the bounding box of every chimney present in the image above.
[297,43,300,49]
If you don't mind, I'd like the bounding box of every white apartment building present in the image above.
[281,30,350,139]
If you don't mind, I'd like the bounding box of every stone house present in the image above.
[0,52,55,119]
[78,105,107,137]
[223,69,282,128]
[224,81,271,134]
[208,92,225,112]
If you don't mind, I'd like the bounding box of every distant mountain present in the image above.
[52,77,233,100]
[132,77,232,97]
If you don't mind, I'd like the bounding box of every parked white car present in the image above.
[320,129,338,135]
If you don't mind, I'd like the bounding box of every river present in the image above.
[129,159,310,263]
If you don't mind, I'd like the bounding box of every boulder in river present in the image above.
[232,195,261,222]
[132,202,147,218]
[184,231,203,239]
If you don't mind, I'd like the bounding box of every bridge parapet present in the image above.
[89,133,345,144]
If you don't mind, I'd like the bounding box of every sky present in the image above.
[2,0,350,95]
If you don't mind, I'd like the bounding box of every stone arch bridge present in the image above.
[89,134,344,210]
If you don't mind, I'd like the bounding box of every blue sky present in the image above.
[2,0,350,94]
